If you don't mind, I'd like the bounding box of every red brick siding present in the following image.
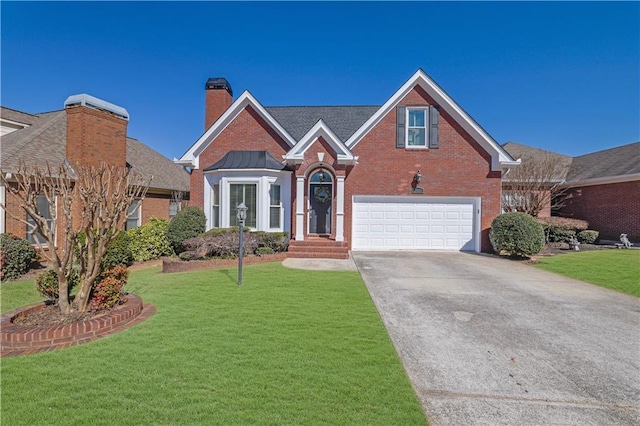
[65,105,128,169]
[559,180,640,241]
[141,194,172,222]
[346,86,502,252]
[205,88,233,130]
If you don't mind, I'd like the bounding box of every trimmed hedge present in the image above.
[180,231,289,261]
[167,207,206,254]
[577,230,599,244]
[490,212,545,257]
[102,231,133,271]
[0,233,37,281]
[536,217,589,243]
[127,218,174,262]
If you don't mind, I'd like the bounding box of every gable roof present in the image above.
[502,141,640,186]
[345,69,518,171]
[178,70,519,171]
[266,106,378,142]
[0,107,189,192]
[283,119,357,165]
[203,150,291,172]
[502,142,573,182]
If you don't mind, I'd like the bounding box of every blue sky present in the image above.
[2,1,638,160]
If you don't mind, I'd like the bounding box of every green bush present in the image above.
[490,212,545,257]
[167,207,206,254]
[127,218,173,262]
[0,233,37,281]
[182,232,261,260]
[537,217,589,243]
[255,246,275,256]
[35,269,79,302]
[101,231,133,270]
[252,231,290,253]
[202,227,237,237]
[577,230,599,244]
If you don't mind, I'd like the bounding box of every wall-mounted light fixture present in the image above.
[412,170,423,194]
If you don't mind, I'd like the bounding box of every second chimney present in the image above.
[205,77,233,130]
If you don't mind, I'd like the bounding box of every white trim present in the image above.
[335,176,345,242]
[176,91,296,169]
[295,176,305,241]
[351,195,481,253]
[307,170,334,235]
[284,120,357,165]
[346,69,517,171]
[561,173,640,188]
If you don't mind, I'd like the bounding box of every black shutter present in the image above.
[429,105,439,149]
[396,105,406,148]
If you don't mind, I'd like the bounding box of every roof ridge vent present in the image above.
[64,94,129,121]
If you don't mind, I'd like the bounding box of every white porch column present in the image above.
[295,176,305,241]
[335,176,345,242]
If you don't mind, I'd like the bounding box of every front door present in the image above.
[308,170,333,235]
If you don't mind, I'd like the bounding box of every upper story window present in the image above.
[126,200,141,230]
[407,108,428,147]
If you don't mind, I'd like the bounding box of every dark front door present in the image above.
[309,183,332,234]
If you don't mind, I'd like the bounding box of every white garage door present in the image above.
[352,196,480,252]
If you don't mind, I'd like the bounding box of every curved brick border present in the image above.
[1,294,155,357]
[162,253,287,273]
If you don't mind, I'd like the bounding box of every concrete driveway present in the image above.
[352,252,640,426]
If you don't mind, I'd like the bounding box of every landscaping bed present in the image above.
[162,252,287,273]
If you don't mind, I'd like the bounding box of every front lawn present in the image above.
[1,263,427,425]
[534,249,640,297]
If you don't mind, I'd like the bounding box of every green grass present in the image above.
[1,263,427,425]
[535,249,640,296]
[0,276,43,313]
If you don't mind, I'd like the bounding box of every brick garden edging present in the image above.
[162,253,288,273]
[0,294,155,357]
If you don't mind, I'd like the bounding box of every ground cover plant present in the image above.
[535,249,640,297]
[1,264,427,425]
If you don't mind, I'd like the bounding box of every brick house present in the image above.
[502,141,640,242]
[1,94,190,242]
[176,69,519,257]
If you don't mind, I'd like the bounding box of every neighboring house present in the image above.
[502,141,640,241]
[176,69,518,257]
[0,95,190,242]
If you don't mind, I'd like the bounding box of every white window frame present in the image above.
[228,182,258,228]
[211,183,220,228]
[406,107,429,148]
[26,194,56,247]
[126,200,142,230]
[269,184,283,230]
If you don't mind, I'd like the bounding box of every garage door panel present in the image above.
[352,197,479,252]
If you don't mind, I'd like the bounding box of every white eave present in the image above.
[346,69,517,171]
[284,120,358,165]
[176,90,296,169]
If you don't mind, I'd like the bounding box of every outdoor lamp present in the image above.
[414,170,422,184]
[236,202,248,286]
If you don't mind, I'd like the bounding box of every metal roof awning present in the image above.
[203,150,291,171]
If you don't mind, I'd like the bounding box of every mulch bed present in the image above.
[11,302,116,327]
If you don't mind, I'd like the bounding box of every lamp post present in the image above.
[236,202,248,286]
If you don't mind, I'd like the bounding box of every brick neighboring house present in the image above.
[503,141,640,242]
[0,94,190,242]
[176,69,519,257]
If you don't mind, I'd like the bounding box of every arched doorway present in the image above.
[308,169,333,235]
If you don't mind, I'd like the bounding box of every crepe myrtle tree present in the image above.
[1,161,149,315]
[502,149,570,217]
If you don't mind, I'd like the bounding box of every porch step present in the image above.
[287,238,350,259]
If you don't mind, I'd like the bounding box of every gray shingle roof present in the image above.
[502,142,573,182]
[502,141,640,183]
[265,106,379,142]
[567,142,640,181]
[1,106,41,126]
[1,107,189,192]
[203,150,291,171]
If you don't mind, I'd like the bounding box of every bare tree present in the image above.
[502,150,570,217]
[1,161,149,315]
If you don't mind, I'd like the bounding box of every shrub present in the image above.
[255,246,275,256]
[577,230,599,244]
[127,218,174,262]
[537,217,589,243]
[202,227,240,237]
[35,268,79,301]
[101,231,133,270]
[0,233,37,281]
[253,231,290,253]
[167,207,206,253]
[90,265,129,310]
[490,212,545,257]
[182,232,261,260]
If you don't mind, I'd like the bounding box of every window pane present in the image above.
[270,207,280,229]
[270,185,280,205]
[229,184,257,228]
[126,200,141,230]
[27,195,52,244]
[169,201,179,219]
[409,110,425,127]
[407,128,426,146]
[212,206,219,228]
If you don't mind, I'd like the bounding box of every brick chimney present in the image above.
[205,77,233,130]
[64,94,129,169]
